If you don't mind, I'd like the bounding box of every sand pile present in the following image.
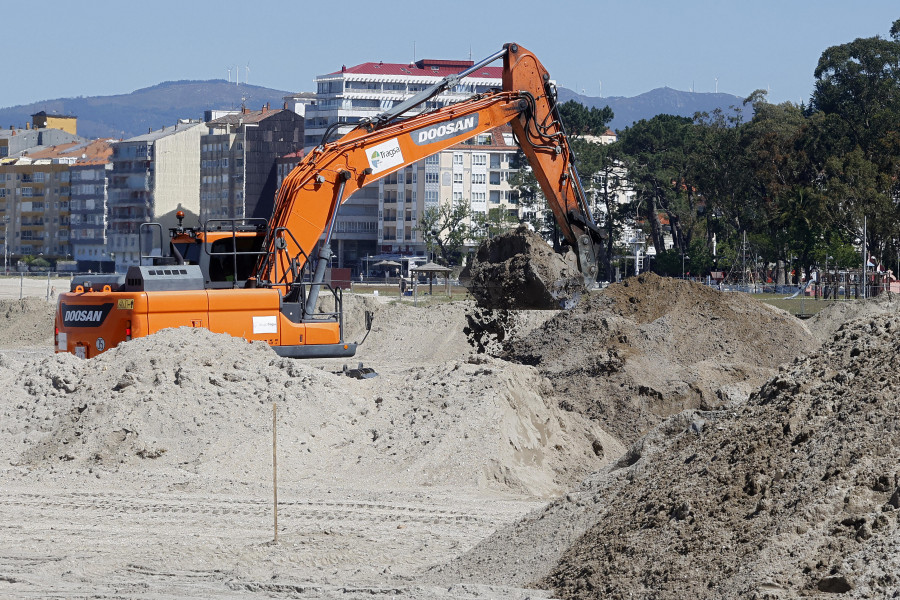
[462,226,585,310]
[0,297,55,347]
[341,294,476,366]
[495,273,817,444]
[4,327,618,497]
[436,312,900,599]
[3,280,898,598]
[807,291,899,343]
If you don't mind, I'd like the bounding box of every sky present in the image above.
[2,0,898,109]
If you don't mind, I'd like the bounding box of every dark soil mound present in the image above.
[502,273,817,444]
[541,313,900,599]
[463,226,584,310]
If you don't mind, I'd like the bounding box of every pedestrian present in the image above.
[399,277,408,296]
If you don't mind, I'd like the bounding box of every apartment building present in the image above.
[0,151,72,260]
[200,105,304,222]
[304,56,506,270]
[69,141,115,271]
[107,121,204,272]
[0,137,114,268]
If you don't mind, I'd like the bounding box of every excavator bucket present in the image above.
[462,226,586,310]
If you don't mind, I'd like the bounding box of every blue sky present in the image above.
[2,0,897,108]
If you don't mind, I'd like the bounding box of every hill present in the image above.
[0,80,295,139]
[0,81,749,141]
[558,86,751,131]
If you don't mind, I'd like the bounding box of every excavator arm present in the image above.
[257,43,604,298]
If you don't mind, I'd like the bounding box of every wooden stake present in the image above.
[273,402,278,543]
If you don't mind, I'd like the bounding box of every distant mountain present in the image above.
[0,81,295,140]
[558,87,752,132]
[0,81,750,141]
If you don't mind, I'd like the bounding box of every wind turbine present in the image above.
[227,67,232,83]
[245,62,251,86]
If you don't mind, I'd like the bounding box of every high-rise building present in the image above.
[107,121,204,272]
[69,141,115,271]
[0,135,111,268]
[200,105,304,222]
[304,57,513,272]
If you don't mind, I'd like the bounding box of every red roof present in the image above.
[25,139,114,164]
[330,59,501,79]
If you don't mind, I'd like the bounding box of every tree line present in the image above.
[531,19,900,283]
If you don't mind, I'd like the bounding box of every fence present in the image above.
[0,272,72,302]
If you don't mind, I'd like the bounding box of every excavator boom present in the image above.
[258,43,603,292]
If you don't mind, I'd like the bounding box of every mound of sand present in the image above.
[496,273,818,445]
[438,313,900,599]
[7,280,900,598]
[0,297,55,347]
[807,292,899,343]
[5,327,619,497]
[462,226,585,310]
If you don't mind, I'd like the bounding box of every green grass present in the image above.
[751,292,843,317]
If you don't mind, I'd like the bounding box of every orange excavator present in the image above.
[55,43,604,359]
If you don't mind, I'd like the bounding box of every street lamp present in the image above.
[681,250,689,280]
[3,216,8,275]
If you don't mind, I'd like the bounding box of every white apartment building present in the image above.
[304,57,523,271]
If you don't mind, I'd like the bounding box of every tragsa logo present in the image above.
[367,139,404,174]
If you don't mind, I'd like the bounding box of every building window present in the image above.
[453,153,463,165]
[453,173,463,184]
[471,173,485,185]
[473,154,487,166]
[425,172,439,184]
[425,155,439,165]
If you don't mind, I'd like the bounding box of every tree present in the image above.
[617,114,695,256]
[420,202,472,265]
[810,21,900,264]
[558,100,614,138]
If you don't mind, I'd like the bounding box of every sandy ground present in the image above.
[1,279,898,599]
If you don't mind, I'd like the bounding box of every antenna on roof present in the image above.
[413,41,416,62]
[469,45,472,61]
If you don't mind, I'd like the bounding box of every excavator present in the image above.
[54,43,605,359]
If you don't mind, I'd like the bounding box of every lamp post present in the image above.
[681,250,689,280]
[3,216,8,275]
